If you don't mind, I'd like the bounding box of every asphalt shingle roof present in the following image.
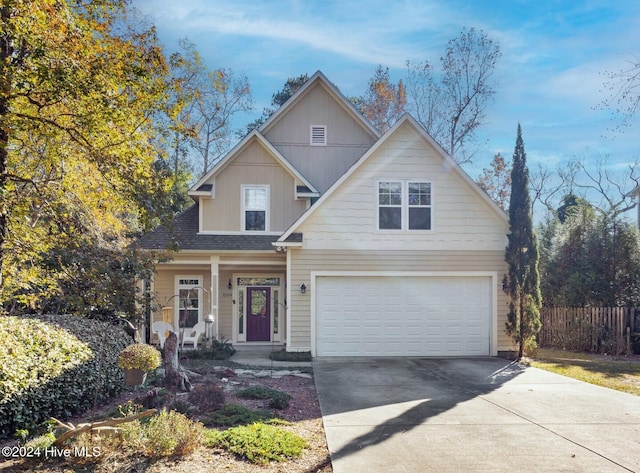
[135,205,282,251]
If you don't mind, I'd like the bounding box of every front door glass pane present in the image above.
[238,289,244,334]
[273,289,279,334]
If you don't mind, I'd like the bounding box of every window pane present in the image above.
[273,290,279,334]
[250,289,267,316]
[409,207,431,230]
[245,210,265,231]
[409,182,431,206]
[238,289,244,334]
[182,309,198,328]
[237,277,280,286]
[245,188,266,210]
[378,182,402,205]
[379,207,402,229]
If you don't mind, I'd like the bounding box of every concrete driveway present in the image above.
[313,357,640,473]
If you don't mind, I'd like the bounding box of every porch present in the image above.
[146,253,288,348]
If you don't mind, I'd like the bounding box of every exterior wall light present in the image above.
[228,279,233,290]
[300,283,307,294]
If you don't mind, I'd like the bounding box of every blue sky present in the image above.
[134,0,640,183]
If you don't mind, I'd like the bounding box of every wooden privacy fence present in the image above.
[539,307,639,354]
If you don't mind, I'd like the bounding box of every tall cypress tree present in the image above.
[505,124,542,358]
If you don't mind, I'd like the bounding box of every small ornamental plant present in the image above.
[117,343,162,372]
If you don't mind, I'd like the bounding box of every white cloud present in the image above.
[136,0,469,68]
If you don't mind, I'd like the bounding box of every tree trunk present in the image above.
[0,5,12,290]
[53,409,156,446]
[163,332,192,392]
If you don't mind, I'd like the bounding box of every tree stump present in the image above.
[164,332,192,392]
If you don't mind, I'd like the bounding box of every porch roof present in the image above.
[135,205,280,251]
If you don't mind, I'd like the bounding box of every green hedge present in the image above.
[0,314,133,438]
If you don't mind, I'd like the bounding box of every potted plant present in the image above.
[117,343,162,386]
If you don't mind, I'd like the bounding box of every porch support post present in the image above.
[210,256,220,339]
[286,249,292,350]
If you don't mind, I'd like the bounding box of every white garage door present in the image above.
[316,275,492,357]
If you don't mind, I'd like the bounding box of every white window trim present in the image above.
[175,276,203,329]
[376,180,432,231]
[310,125,327,146]
[231,272,285,344]
[241,185,270,232]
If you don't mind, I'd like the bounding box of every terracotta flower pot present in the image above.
[124,368,147,386]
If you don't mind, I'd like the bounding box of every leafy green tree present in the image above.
[539,199,640,307]
[504,124,542,358]
[0,0,172,311]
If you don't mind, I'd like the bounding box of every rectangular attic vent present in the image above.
[310,125,327,146]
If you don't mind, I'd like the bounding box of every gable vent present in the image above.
[310,125,327,146]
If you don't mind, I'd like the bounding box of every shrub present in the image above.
[237,386,291,409]
[202,404,274,427]
[0,314,132,439]
[186,338,236,360]
[189,382,225,411]
[117,343,161,371]
[23,432,56,456]
[212,338,236,359]
[120,409,204,457]
[207,422,307,465]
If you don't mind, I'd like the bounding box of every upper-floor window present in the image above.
[310,125,327,146]
[378,181,431,230]
[243,185,269,231]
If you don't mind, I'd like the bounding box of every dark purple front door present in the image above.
[246,287,271,341]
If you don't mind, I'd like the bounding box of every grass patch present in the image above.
[203,422,307,465]
[236,386,291,409]
[202,404,275,427]
[530,348,640,396]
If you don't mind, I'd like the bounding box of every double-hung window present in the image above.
[378,181,431,230]
[408,182,431,230]
[378,182,403,229]
[243,186,268,231]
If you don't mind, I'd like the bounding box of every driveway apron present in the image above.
[313,357,640,473]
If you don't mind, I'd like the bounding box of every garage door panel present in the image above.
[316,275,491,357]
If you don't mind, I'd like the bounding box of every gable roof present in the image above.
[135,205,279,251]
[259,70,380,140]
[189,129,319,198]
[276,113,508,245]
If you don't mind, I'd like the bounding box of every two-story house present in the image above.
[137,71,511,357]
